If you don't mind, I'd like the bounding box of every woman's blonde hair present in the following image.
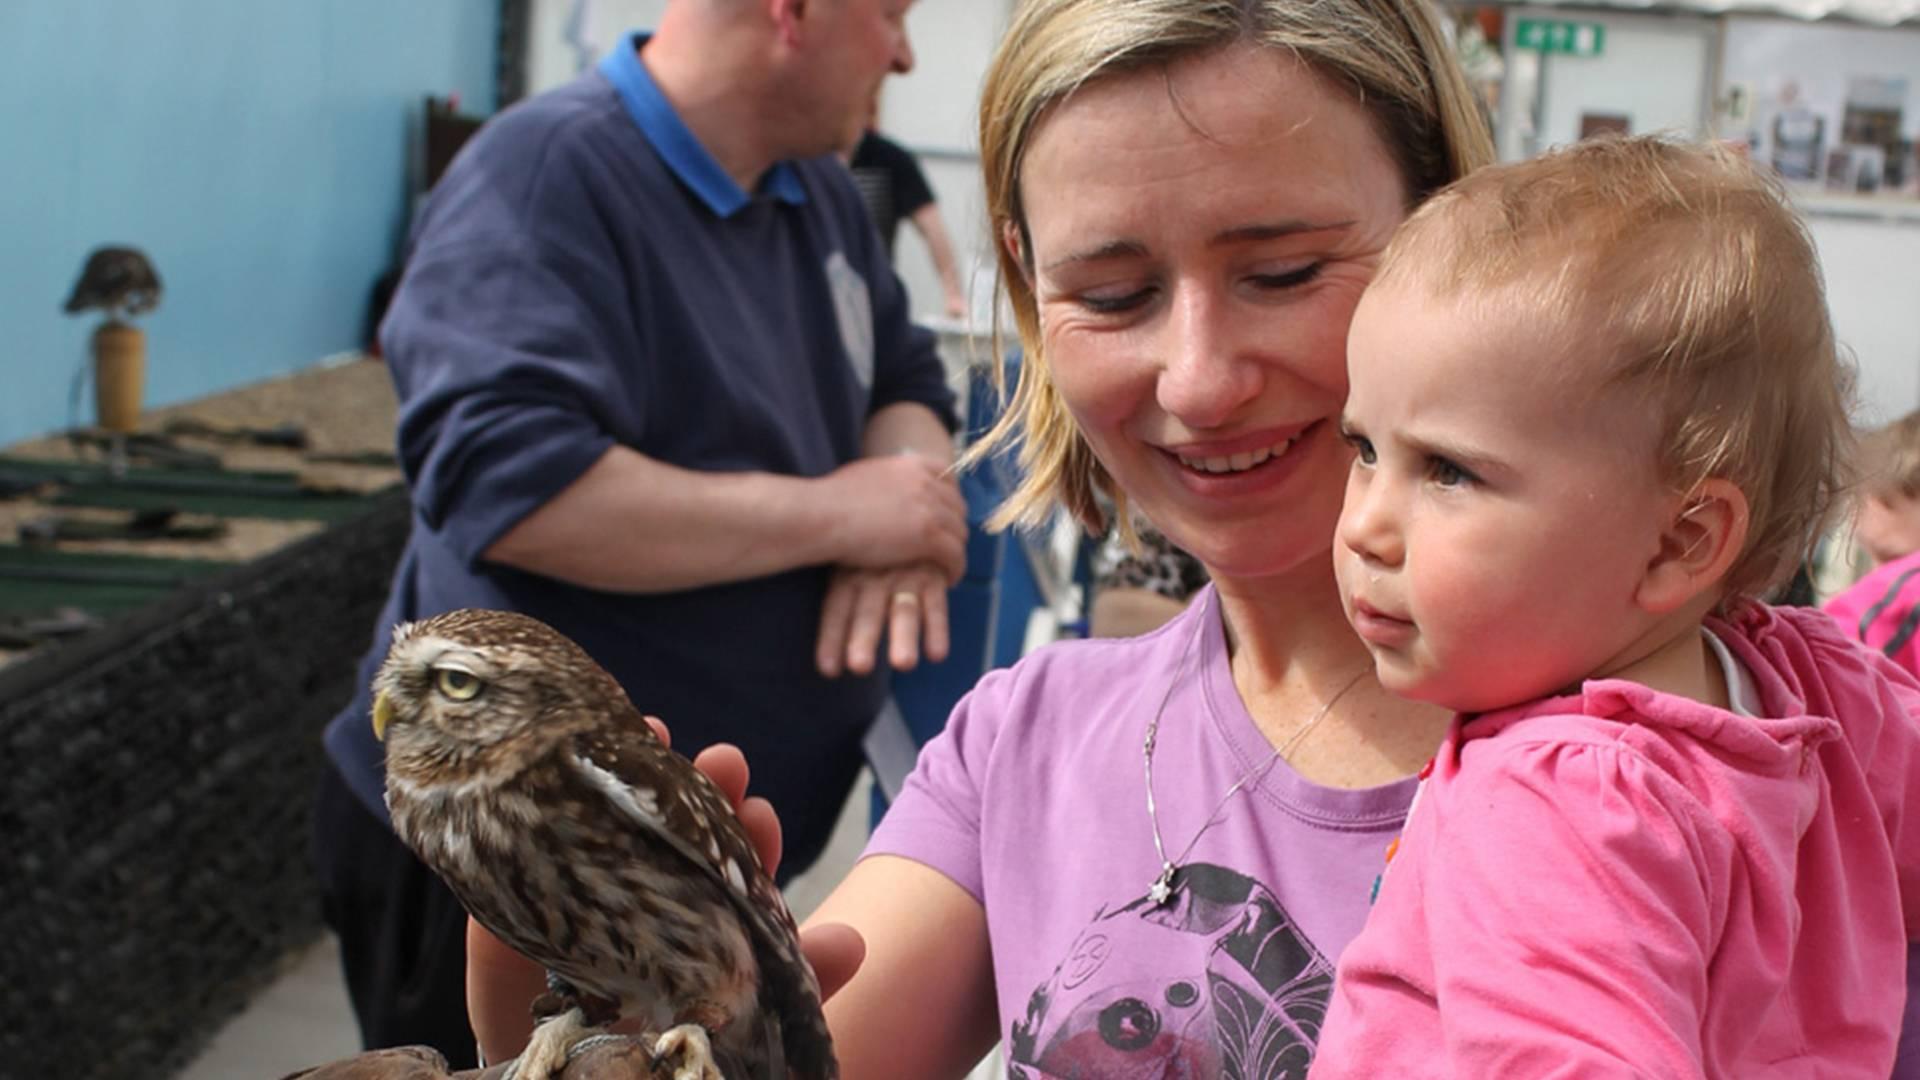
[1375,135,1853,600]
[966,0,1496,535]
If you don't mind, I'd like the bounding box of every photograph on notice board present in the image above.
[1842,74,1907,192]
[1770,80,1826,182]
[1580,112,1631,139]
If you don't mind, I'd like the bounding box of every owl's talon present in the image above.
[506,1005,595,1080]
[651,1023,724,1080]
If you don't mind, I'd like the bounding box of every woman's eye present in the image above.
[1079,287,1154,314]
[1250,263,1323,290]
[435,668,483,701]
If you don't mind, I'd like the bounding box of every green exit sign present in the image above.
[1515,18,1605,56]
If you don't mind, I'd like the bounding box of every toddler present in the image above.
[1312,136,1920,1077]
[1828,410,1920,678]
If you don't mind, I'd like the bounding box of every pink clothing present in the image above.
[1826,549,1920,680]
[1314,604,1920,1078]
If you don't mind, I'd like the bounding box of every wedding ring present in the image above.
[891,591,920,606]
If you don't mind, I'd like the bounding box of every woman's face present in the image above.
[1017,43,1410,583]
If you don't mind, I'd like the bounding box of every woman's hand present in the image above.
[466,718,865,1065]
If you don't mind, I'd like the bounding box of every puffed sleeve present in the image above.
[862,662,1023,900]
[1318,738,1727,1078]
[1425,742,1722,1073]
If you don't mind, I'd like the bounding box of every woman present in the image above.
[812,2,1490,1074]
[473,0,1491,1074]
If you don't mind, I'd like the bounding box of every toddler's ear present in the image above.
[1638,478,1749,614]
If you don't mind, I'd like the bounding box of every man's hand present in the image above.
[815,455,967,586]
[814,563,951,677]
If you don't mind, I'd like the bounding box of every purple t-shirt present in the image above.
[867,586,1415,1075]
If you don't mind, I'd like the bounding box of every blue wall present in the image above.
[0,1,498,444]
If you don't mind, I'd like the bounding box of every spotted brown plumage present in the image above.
[374,609,835,1080]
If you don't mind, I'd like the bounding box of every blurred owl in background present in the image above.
[374,609,836,1080]
[63,246,163,320]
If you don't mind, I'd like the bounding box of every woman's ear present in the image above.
[1002,221,1031,286]
[1637,478,1750,613]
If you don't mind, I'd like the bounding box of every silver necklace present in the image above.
[1142,611,1370,907]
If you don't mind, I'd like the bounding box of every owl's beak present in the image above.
[372,691,394,742]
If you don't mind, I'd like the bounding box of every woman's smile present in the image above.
[1155,418,1331,499]
[1168,422,1312,475]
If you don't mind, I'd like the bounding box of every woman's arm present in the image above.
[805,855,1000,1079]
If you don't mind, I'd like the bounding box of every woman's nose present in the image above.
[1154,286,1260,430]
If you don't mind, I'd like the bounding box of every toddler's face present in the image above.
[1333,280,1677,713]
[1854,492,1920,567]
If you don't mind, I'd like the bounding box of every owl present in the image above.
[373,609,837,1080]
[63,246,163,319]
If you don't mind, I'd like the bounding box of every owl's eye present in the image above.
[434,667,484,702]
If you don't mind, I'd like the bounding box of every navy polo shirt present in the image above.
[322,34,956,838]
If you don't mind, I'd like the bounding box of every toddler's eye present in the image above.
[1429,458,1474,488]
[1341,430,1376,465]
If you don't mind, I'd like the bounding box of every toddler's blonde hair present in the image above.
[1375,135,1853,600]
[1858,411,1920,503]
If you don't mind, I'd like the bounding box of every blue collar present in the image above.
[598,32,806,217]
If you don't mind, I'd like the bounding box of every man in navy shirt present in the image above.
[311,0,959,1065]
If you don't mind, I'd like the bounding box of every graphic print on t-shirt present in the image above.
[1007,862,1333,1079]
